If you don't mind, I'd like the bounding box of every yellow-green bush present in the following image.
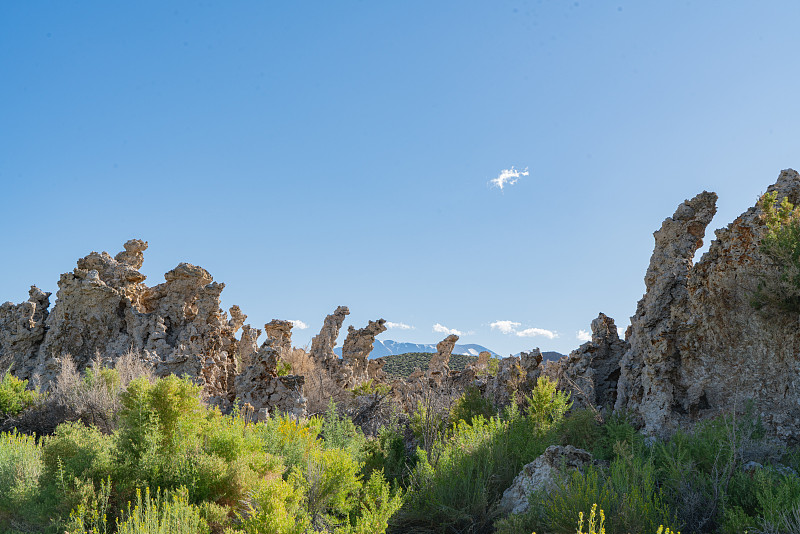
[0,372,38,417]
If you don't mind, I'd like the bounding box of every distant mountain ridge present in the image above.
[333,339,499,359]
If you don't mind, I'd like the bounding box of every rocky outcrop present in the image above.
[428,334,458,382]
[0,240,301,412]
[309,306,350,367]
[499,445,593,515]
[551,313,628,410]
[235,326,307,420]
[0,286,51,377]
[617,169,800,440]
[341,319,387,378]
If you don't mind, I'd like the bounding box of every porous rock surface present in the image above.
[0,240,306,414]
[342,319,387,378]
[616,169,800,440]
[550,313,628,410]
[428,334,458,382]
[499,445,593,516]
[309,306,350,368]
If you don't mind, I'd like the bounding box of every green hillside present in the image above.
[380,352,479,378]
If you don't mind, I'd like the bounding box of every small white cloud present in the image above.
[289,320,309,330]
[433,323,463,336]
[490,320,521,334]
[386,321,414,330]
[577,329,592,342]
[489,166,529,191]
[516,327,558,339]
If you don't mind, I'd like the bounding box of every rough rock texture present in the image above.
[617,169,800,440]
[428,334,458,381]
[341,319,387,378]
[235,328,307,420]
[0,240,305,413]
[483,350,543,407]
[264,320,294,365]
[499,445,593,515]
[551,313,628,410]
[0,286,51,377]
[309,306,350,367]
[474,350,491,372]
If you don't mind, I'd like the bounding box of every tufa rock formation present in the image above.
[0,240,306,415]
[428,334,458,382]
[341,319,387,378]
[550,313,628,410]
[309,306,350,368]
[616,169,800,440]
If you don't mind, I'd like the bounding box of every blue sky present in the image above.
[2,1,799,356]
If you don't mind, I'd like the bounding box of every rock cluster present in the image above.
[342,319,388,378]
[0,240,306,415]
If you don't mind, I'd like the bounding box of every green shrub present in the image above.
[751,190,800,313]
[0,430,43,516]
[525,376,572,434]
[450,385,496,425]
[321,400,365,461]
[238,477,311,534]
[362,427,410,486]
[0,371,38,417]
[339,470,403,534]
[116,486,208,534]
[41,421,115,516]
[556,409,601,452]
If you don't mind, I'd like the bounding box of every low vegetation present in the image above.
[381,352,497,378]
[1,362,799,534]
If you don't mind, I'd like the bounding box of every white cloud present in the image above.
[386,321,414,330]
[515,327,558,339]
[433,323,463,336]
[577,329,592,342]
[489,166,529,191]
[490,320,521,335]
[289,320,309,330]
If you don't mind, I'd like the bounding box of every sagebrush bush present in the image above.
[0,430,43,517]
[116,486,208,534]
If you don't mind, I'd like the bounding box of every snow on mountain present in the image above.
[333,340,499,359]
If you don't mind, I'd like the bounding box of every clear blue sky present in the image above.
[2,1,799,356]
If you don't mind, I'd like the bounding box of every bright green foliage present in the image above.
[338,470,403,534]
[0,371,38,417]
[399,393,563,533]
[0,430,42,516]
[450,385,496,425]
[576,503,606,534]
[41,422,115,516]
[276,360,293,376]
[525,376,572,433]
[351,379,391,397]
[116,487,208,534]
[257,413,322,472]
[65,476,112,534]
[293,447,363,525]
[751,190,800,313]
[321,399,365,461]
[238,477,311,534]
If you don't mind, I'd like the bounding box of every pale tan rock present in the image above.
[309,306,349,367]
[428,334,458,381]
[0,286,51,378]
[616,170,800,440]
[341,319,387,378]
[499,445,592,515]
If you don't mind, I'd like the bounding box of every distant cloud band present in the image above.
[386,321,414,330]
[491,319,558,339]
